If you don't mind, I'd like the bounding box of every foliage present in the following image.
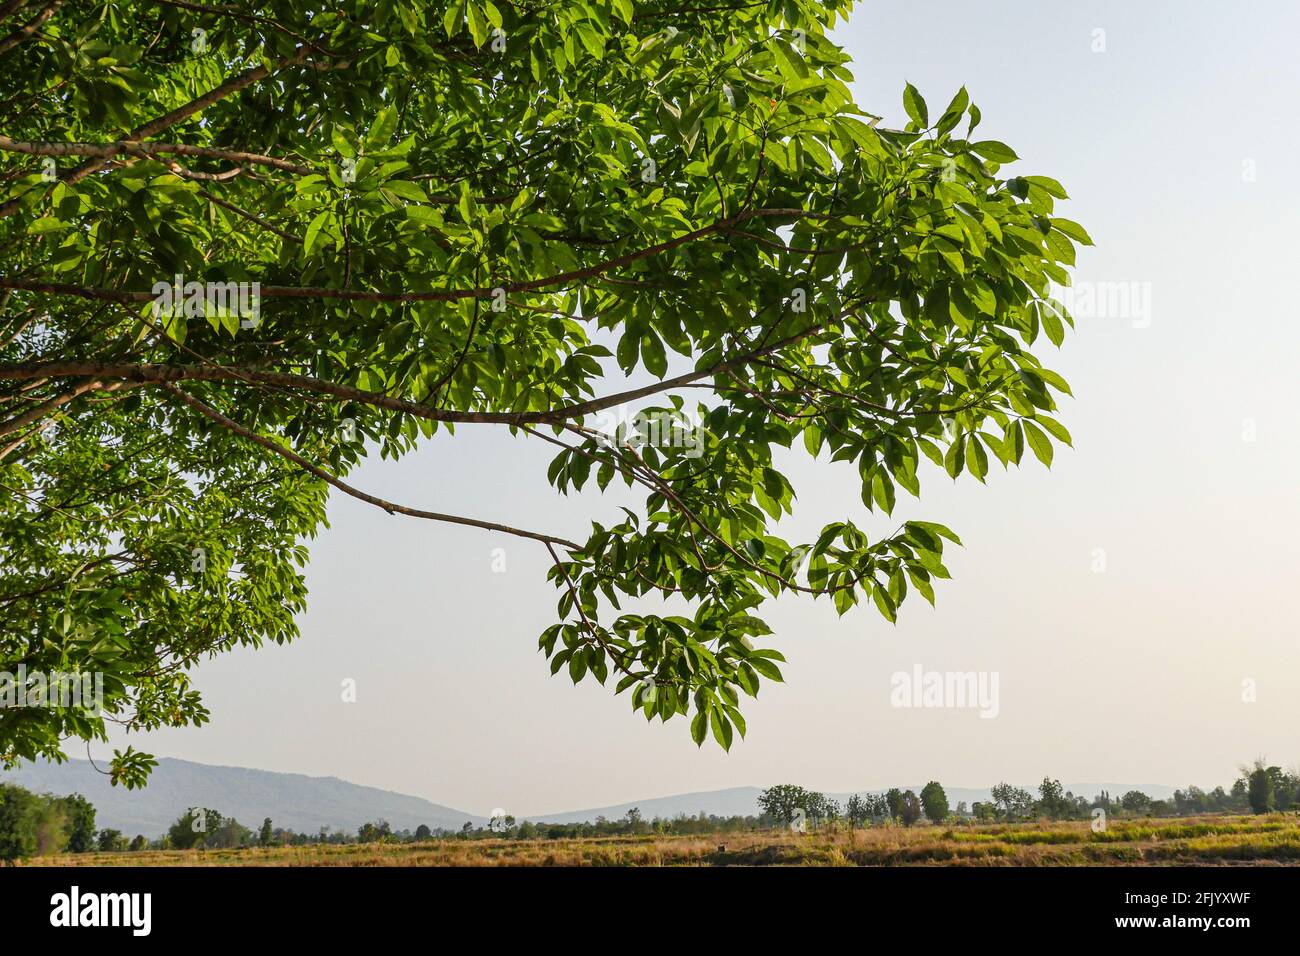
[0,782,95,861]
[1248,764,1274,816]
[58,792,97,852]
[358,820,393,843]
[920,780,948,822]
[990,782,1034,822]
[898,789,921,826]
[0,782,43,862]
[757,784,810,825]
[0,0,1086,777]
[96,827,128,851]
[167,806,228,848]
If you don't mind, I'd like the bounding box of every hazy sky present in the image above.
[96,0,1300,817]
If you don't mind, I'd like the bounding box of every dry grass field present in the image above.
[22,814,1300,866]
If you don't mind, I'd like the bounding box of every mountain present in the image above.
[2,758,485,837]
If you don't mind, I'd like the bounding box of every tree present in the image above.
[971,801,997,823]
[846,794,868,828]
[920,781,949,823]
[885,788,905,822]
[991,783,1034,822]
[358,820,392,843]
[805,792,840,827]
[129,834,149,851]
[58,793,97,853]
[899,790,922,827]
[1036,777,1068,819]
[865,794,890,822]
[0,1,1085,782]
[259,817,274,847]
[757,785,809,826]
[96,828,128,852]
[414,824,432,841]
[168,808,223,849]
[207,816,253,849]
[1267,766,1296,812]
[1120,790,1151,815]
[1247,763,1274,815]
[0,783,42,863]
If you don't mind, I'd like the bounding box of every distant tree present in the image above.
[1230,778,1249,810]
[168,808,223,849]
[1120,790,1151,815]
[920,782,949,823]
[865,794,890,822]
[846,794,868,828]
[207,816,252,849]
[414,824,432,841]
[459,821,474,838]
[1266,767,1296,812]
[991,783,1034,822]
[757,785,809,826]
[0,783,42,863]
[96,828,128,852]
[885,788,905,822]
[129,835,148,852]
[955,801,969,818]
[1036,777,1069,819]
[58,793,96,853]
[358,820,392,843]
[805,792,839,827]
[971,801,997,823]
[259,817,274,847]
[1248,763,1274,815]
[899,790,922,827]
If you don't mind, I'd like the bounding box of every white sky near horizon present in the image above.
[91,0,1300,817]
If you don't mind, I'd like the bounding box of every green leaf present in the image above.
[970,141,1019,163]
[641,330,667,378]
[1022,420,1054,466]
[304,210,330,255]
[903,82,929,127]
[966,434,988,482]
[466,1,488,46]
[1051,218,1094,245]
[691,709,708,746]
[709,706,733,751]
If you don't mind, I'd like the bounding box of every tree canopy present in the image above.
[0,0,1086,785]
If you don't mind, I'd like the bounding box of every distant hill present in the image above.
[2,757,1182,836]
[2,758,485,837]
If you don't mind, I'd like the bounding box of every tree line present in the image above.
[758,761,1300,828]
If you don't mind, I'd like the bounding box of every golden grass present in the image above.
[23,814,1300,867]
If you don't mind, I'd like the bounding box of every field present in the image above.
[23,814,1300,866]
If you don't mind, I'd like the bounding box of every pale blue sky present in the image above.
[99,0,1300,816]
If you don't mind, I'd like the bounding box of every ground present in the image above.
[22,814,1300,866]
